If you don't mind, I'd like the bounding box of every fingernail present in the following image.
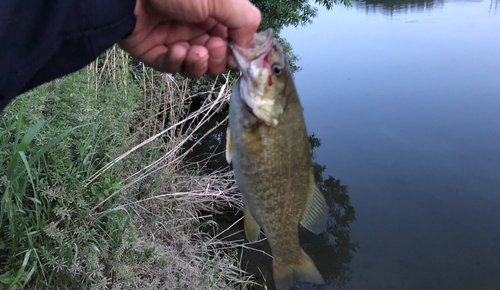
[209,46,226,63]
[195,60,208,71]
[209,55,225,63]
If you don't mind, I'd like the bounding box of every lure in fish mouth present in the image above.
[230,29,287,127]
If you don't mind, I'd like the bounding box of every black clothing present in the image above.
[0,0,137,111]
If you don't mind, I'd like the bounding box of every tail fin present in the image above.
[273,249,324,290]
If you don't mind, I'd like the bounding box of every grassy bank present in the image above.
[0,47,254,289]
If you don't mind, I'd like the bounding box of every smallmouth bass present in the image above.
[226,29,329,290]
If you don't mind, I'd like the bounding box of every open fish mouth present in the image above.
[230,29,283,126]
[230,29,275,70]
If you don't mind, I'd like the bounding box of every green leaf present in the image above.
[66,243,73,266]
[27,197,41,205]
[14,103,24,150]
[200,219,218,227]
[18,151,36,194]
[11,123,93,183]
[15,120,45,155]
[73,244,79,265]
[6,120,45,180]
[21,262,36,289]
[88,243,100,254]
[94,206,129,223]
[10,249,32,287]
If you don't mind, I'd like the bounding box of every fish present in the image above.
[225,29,329,290]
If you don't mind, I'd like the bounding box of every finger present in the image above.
[207,0,261,47]
[182,45,209,78]
[163,21,216,46]
[121,22,215,61]
[159,42,190,73]
[190,33,210,46]
[206,37,228,75]
[208,23,228,39]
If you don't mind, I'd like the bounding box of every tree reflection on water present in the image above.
[490,0,498,15]
[299,134,359,289]
[352,0,445,15]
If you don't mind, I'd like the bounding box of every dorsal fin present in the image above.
[300,172,329,234]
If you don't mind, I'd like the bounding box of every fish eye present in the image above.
[272,64,282,76]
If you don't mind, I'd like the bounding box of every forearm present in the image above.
[0,0,137,111]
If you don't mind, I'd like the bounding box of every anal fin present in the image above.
[300,171,329,234]
[244,205,260,242]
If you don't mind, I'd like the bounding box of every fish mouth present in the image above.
[230,29,281,127]
[230,29,275,70]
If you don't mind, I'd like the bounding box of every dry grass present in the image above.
[89,71,231,211]
[84,60,258,289]
[106,168,255,290]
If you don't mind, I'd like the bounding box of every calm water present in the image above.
[280,0,500,289]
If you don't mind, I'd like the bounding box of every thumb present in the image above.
[207,0,261,47]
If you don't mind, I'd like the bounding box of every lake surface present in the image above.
[280,0,500,289]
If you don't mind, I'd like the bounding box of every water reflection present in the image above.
[490,0,498,15]
[303,134,359,289]
[352,0,444,15]
[351,0,497,15]
[183,97,229,170]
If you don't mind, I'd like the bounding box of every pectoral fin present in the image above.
[226,127,233,164]
[244,205,261,242]
[300,173,329,234]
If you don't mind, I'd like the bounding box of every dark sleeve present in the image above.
[0,0,137,111]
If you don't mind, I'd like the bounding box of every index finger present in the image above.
[208,0,261,47]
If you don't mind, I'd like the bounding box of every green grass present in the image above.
[0,47,254,289]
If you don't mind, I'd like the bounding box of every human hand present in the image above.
[119,0,261,77]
